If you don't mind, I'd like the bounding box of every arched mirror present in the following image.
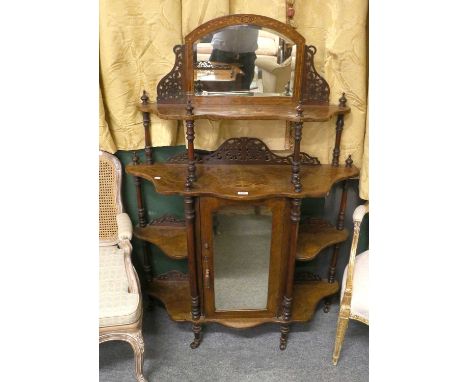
[193,26,296,97]
[184,14,306,104]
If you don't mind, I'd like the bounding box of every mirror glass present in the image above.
[193,25,296,97]
[213,205,272,311]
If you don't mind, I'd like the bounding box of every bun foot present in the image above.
[190,339,201,349]
[190,322,202,349]
[323,298,331,313]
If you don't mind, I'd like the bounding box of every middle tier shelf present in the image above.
[134,217,347,262]
[127,162,358,200]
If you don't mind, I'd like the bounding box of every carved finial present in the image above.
[132,151,140,165]
[286,0,297,28]
[339,92,347,107]
[296,100,304,118]
[186,98,194,116]
[141,90,149,105]
[345,155,353,168]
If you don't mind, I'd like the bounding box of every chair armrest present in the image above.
[353,203,369,223]
[117,239,140,295]
[117,213,133,241]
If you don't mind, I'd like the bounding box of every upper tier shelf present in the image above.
[138,102,350,122]
[126,163,359,200]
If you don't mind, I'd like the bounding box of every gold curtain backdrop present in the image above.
[99,0,369,199]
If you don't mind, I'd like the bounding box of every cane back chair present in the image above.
[99,150,147,382]
[332,203,369,365]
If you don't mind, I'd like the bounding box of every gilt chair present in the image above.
[332,203,369,365]
[99,151,147,382]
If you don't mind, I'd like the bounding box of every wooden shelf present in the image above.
[134,225,187,260]
[139,102,350,122]
[127,163,359,200]
[137,218,347,262]
[297,218,348,261]
[148,273,338,329]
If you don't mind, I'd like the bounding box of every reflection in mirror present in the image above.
[213,205,272,311]
[194,26,296,97]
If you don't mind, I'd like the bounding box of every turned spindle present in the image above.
[140,91,153,165]
[291,101,304,193]
[185,99,196,190]
[332,93,347,167]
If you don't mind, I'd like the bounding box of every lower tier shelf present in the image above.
[147,272,339,329]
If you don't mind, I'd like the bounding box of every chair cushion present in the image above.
[341,250,369,322]
[99,246,140,327]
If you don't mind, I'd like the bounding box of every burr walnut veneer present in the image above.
[126,14,358,351]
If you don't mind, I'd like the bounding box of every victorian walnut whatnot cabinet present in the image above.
[126,14,359,350]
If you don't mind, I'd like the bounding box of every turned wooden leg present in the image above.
[190,322,202,349]
[279,323,290,351]
[279,198,301,350]
[146,295,156,312]
[332,309,350,365]
[141,242,153,285]
[185,196,202,349]
[323,296,332,313]
[324,180,348,313]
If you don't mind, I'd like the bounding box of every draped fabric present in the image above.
[99,0,369,199]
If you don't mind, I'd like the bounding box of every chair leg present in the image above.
[128,330,147,382]
[332,309,350,366]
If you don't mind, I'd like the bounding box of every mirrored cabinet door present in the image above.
[213,205,272,311]
[200,197,289,318]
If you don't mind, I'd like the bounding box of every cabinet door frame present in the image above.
[199,196,289,319]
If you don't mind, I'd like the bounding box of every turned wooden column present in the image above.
[184,196,202,348]
[291,102,304,193]
[185,99,196,190]
[131,152,153,284]
[323,180,348,313]
[140,91,153,165]
[332,93,347,167]
[280,197,302,350]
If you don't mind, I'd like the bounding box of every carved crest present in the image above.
[167,137,320,165]
[295,271,322,283]
[301,45,330,104]
[157,45,186,104]
[149,214,185,227]
[156,270,189,281]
